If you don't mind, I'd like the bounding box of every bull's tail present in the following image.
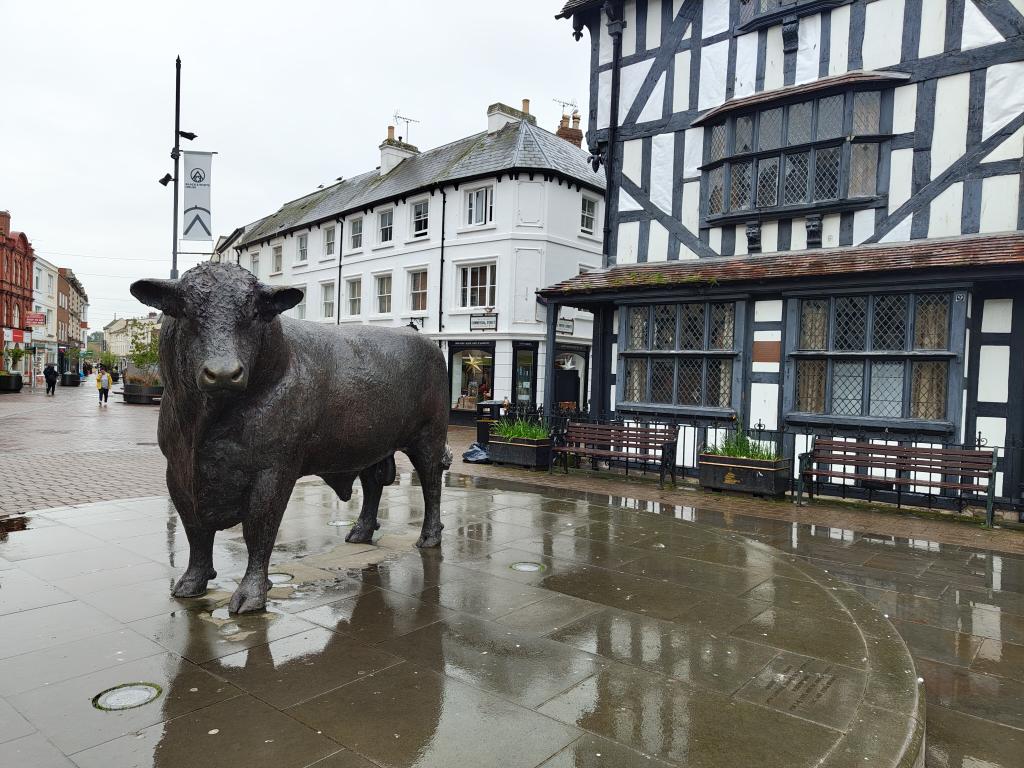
[441,444,453,470]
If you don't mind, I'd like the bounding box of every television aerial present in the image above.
[392,110,421,143]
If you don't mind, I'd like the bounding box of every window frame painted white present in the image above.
[375,272,393,315]
[465,185,494,227]
[293,285,307,320]
[411,198,430,238]
[458,262,497,308]
[347,277,362,316]
[581,195,598,235]
[323,225,336,257]
[408,267,428,313]
[377,208,395,246]
[271,245,283,274]
[296,234,308,264]
[250,252,260,278]
[349,217,364,251]
[320,280,336,319]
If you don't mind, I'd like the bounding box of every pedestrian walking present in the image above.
[96,366,112,405]
[43,363,58,396]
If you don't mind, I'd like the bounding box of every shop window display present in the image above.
[451,348,493,411]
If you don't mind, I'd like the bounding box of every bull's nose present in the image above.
[198,362,247,391]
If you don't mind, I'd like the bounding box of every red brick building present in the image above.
[0,211,35,368]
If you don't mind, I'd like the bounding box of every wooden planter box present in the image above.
[123,383,164,405]
[698,454,791,496]
[60,372,80,387]
[0,374,23,393]
[488,435,552,470]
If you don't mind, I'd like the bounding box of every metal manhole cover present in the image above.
[327,519,355,527]
[510,561,546,573]
[268,572,292,584]
[93,683,162,711]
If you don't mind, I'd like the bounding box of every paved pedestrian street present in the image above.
[1,381,1023,767]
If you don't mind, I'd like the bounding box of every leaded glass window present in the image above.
[791,293,955,422]
[619,302,737,410]
[702,90,885,218]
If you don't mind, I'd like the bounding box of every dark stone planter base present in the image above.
[60,373,81,387]
[122,384,164,405]
[488,436,552,469]
[0,374,23,393]
[698,454,792,496]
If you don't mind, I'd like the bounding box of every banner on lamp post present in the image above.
[182,151,213,241]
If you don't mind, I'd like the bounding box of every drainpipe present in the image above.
[336,219,344,325]
[602,0,625,257]
[437,188,447,337]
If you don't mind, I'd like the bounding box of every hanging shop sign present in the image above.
[2,329,31,343]
[25,312,46,327]
[470,313,498,331]
[182,151,214,241]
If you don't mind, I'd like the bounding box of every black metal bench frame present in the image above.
[552,421,678,489]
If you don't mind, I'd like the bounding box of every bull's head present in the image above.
[130,262,302,395]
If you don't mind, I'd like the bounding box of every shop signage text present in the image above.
[557,318,575,335]
[25,312,46,327]
[2,329,32,343]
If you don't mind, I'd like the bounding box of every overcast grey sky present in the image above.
[1,0,589,329]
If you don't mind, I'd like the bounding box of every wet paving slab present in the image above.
[11,473,1024,766]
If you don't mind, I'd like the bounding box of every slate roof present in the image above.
[556,0,602,19]
[538,233,1024,298]
[237,120,604,249]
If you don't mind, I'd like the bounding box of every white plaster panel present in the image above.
[708,227,722,254]
[599,16,613,65]
[683,127,703,177]
[764,26,785,90]
[965,327,971,375]
[980,175,1021,233]
[639,71,667,123]
[648,220,670,262]
[760,221,779,253]
[650,132,674,214]
[754,300,783,323]
[960,389,968,442]
[610,337,618,374]
[617,221,641,264]
[880,217,913,243]
[734,32,759,98]
[597,69,612,130]
[673,51,691,113]
[928,182,964,237]
[888,148,914,211]
[932,73,970,178]
[853,209,875,244]
[983,62,1024,140]
[982,298,1013,333]
[750,383,780,431]
[962,0,1004,51]
[753,361,781,373]
[681,181,700,232]
[893,85,918,135]
[702,0,729,37]
[646,0,662,49]
[619,188,643,212]
[790,218,807,250]
[623,139,644,186]
[678,243,701,260]
[1012,0,1024,14]
[862,0,905,69]
[622,0,637,56]
[976,416,1007,448]
[698,41,729,110]
[734,225,748,255]
[983,126,1024,162]
[754,329,782,342]
[919,0,947,58]
[619,60,654,125]
[822,213,841,247]
[795,14,821,85]
[978,345,1010,402]
[828,4,850,76]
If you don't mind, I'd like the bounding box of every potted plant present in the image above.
[60,348,81,386]
[698,430,791,496]
[122,320,162,404]
[0,349,25,392]
[488,417,552,469]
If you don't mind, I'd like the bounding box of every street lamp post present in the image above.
[159,56,198,280]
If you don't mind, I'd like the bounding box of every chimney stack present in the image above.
[387,125,395,141]
[555,111,584,148]
[521,98,530,114]
[0,210,9,237]
[379,125,419,176]
[486,101,537,133]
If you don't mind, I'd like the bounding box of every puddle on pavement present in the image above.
[0,515,29,541]
[510,561,546,573]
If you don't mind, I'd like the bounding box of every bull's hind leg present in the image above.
[408,440,451,548]
[229,471,296,614]
[345,455,396,544]
[167,476,217,598]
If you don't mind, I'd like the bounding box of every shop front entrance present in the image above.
[449,340,495,425]
[554,343,589,412]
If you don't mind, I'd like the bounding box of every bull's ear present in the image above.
[130,279,183,317]
[257,285,304,319]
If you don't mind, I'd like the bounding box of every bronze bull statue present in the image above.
[131,262,450,613]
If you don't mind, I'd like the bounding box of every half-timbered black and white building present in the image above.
[542,0,1024,514]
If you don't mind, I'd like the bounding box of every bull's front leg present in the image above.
[173,526,217,597]
[229,470,296,614]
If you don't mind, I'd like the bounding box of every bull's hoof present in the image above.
[171,567,217,598]
[228,577,268,614]
[415,526,443,549]
[345,520,380,544]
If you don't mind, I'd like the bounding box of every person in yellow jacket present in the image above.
[96,366,113,405]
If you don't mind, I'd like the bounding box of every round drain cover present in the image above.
[327,519,355,527]
[93,683,162,711]
[268,572,292,584]
[510,561,546,573]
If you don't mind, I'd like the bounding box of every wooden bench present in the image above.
[552,421,678,489]
[797,438,997,525]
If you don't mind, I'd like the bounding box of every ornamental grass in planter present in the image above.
[0,370,23,393]
[122,370,163,405]
[488,418,552,470]
[698,430,791,496]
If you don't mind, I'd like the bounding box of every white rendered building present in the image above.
[31,255,58,369]
[226,101,605,422]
